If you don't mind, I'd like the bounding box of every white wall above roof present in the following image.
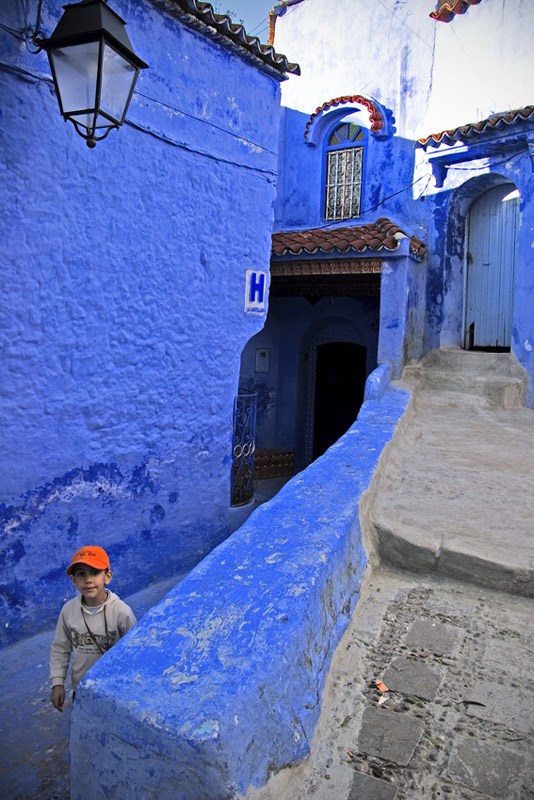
[275,0,532,141]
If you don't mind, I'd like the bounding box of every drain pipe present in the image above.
[268,0,306,46]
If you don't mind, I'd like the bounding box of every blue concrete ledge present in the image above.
[70,384,410,800]
[364,362,392,401]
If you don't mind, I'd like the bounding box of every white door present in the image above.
[465,185,519,349]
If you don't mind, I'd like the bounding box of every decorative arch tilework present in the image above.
[304,95,389,143]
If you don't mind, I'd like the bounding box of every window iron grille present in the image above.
[324,122,364,222]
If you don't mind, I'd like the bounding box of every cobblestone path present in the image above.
[246,568,534,800]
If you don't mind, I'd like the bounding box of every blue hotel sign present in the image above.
[244,270,267,315]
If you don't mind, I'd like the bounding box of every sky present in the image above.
[212,0,283,41]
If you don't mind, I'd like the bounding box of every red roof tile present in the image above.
[153,0,300,77]
[430,0,482,23]
[272,218,425,258]
[416,106,534,149]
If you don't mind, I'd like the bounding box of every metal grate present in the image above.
[231,392,257,506]
[325,146,363,221]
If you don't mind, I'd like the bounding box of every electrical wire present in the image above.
[443,145,527,171]
[134,90,277,157]
[315,175,428,231]
[124,119,277,179]
[247,0,305,42]
[374,0,433,49]
[0,21,25,39]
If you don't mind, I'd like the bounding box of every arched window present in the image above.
[324,122,365,221]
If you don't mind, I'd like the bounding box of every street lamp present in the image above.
[32,0,148,147]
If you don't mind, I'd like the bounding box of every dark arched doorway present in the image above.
[312,342,367,460]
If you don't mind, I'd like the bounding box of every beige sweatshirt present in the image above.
[49,590,136,690]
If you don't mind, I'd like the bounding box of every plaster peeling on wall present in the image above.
[138,709,166,728]
[162,667,200,688]
[192,719,220,740]
[125,628,173,648]
[265,552,283,564]
[0,460,162,536]
[236,138,263,153]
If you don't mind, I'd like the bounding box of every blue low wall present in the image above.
[70,384,410,800]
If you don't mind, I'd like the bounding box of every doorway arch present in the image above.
[439,174,518,349]
[296,317,368,468]
[312,341,366,460]
[464,184,520,350]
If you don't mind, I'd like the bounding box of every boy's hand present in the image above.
[51,685,65,711]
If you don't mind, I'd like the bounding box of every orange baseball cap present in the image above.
[66,546,110,575]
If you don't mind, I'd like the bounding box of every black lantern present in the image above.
[37,0,148,147]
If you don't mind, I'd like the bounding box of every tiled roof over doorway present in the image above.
[416,106,534,149]
[272,218,425,258]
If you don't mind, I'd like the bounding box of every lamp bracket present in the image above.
[28,0,45,52]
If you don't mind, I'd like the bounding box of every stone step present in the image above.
[367,397,534,599]
[402,348,527,409]
[420,347,525,377]
[371,517,534,598]
[403,367,525,408]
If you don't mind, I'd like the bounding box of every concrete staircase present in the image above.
[402,347,527,409]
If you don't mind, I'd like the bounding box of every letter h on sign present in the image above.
[244,270,267,315]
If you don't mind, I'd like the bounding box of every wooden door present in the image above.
[465,185,519,349]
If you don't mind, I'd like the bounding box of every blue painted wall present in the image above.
[70,382,411,800]
[271,102,428,383]
[430,157,534,406]
[273,101,534,403]
[0,0,284,645]
[274,106,423,235]
[272,0,534,405]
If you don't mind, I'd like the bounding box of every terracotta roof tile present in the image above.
[430,0,482,23]
[151,0,300,77]
[416,106,534,149]
[272,218,425,258]
[304,95,385,141]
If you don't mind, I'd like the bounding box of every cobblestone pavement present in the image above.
[246,567,534,800]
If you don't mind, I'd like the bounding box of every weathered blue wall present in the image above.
[423,153,534,407]
[70,382,410,800]
[272,0,534,406]
[0,0,284,645]
[274,106,423,235]
[271,102,428,383]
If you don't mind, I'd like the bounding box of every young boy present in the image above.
[49,545,136,711]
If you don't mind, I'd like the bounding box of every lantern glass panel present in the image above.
[49,42,99,129]
[100,43,138,123]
